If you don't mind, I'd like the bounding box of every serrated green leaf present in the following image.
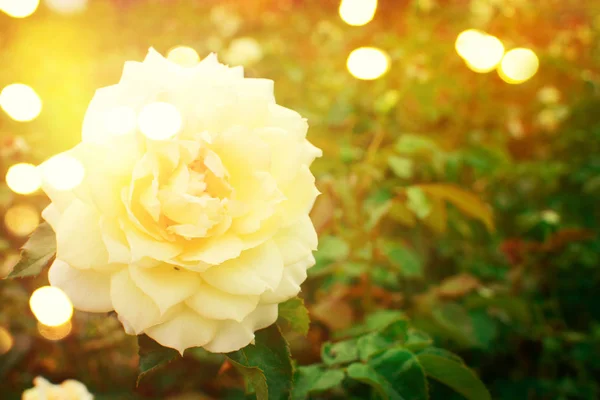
[8,222,56,279]
[388,156,414,179]
[416,347,464,364]
[357,332,392,361]
[417,354,491,400]
[322,339,359,366]
[347,363,395,400]
[226,324,293,400]
[137,335,179,386]
[292,365,345,400]
[370,348,428,400]
[404,330,433,352]
[278,297,310,336]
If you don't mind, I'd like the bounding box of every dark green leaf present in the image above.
[432,303,477,347]
[137,335,179,386]
[322,339,359,366]
[278,297,310,336]
[370,349,428,400]
[403,330,433,352]
[8,222,56,279]
[292,365,345,400]
[416,347,464,364]
[226,324,293,400]
[417,354,491,400]
[347,363,395,400]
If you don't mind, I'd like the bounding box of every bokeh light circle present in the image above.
[339,0,377,26]
[347,47,390,80]
[6,163,42,195]
[0,84,42,122]
[499,48,539,84]
[29,286,73,327]
[0,0,39,18]
[38,320,72,341]
[44,0,88,15]
[41,154,85,191]
[0,326,13,355]
[4,204,39,237]
[138,102,183,140]
[167,46,200,67]
[455,30,505,73]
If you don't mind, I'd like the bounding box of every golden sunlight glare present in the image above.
[0,326,13,355]
[0,84,42,122]
[4,204,39,237]
[6,163,42,195]
[105,106,138,135]
[41,154,85,191]
[167,46,200,67]
[347,47,390,80]
[339,0,378,26]
[138,102,183,140]
[0,0,39,18]
[38,320,72,341]
[29,286,73,327]
[498,48,540,84]
[456,30,505,73]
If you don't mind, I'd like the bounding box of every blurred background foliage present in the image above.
[0,0,599,399]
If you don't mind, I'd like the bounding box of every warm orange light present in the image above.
[167,46,200,67]
[0,84,42,122]
[339,0,377,26]
[5,163,42,195]
[29,286,74,327]
[456,30,505,73]
[498,48,539,84]
[0,326,13,355]
[347,47,390,80]
[0,0,39,18]
[41,154,85,191]
[4,204,39,237]
[38,321,72,341]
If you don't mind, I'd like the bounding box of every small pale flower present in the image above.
[42,49,321,354]
[22,377,93,400]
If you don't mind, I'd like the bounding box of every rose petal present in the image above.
[274,214,318,265]
[186,283,259,322]
[129,264,201,315]
[279,165,320,224]
[111,269,161,334]
[180,234,244,264]
[56,199,109,269]
[203,304,278,353]
[261,253,315,303]
[145,307,218,355]
[48,260,114,312]
[201,240,283,296]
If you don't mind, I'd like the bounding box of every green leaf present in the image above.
[395,134,439,155]
[381,242,424,278]
[8,222,56,279]
[404,330,433,352]
[357,332,393,361]
[226,324,293,400]
[416,347,464,364]
[417,354,491,400]
[278,297,310,336]
[137,335,179,386]
[370,349,428,400]
[348,349,429,400]
[322,338,359,366]
[405,187,432,219]
[417,184,494,231]
[432,303,477,347]
[388,156,414,179]
[347,363,394,400]
[317,235,350,262]
[292,365,345,400]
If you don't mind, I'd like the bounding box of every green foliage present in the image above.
[137,335,179,386]
[278,297,311,336]
[7,223,56,279]
[226,324,293,400]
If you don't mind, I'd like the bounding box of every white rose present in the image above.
[42,48,321,354]
[22,377,93,400]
